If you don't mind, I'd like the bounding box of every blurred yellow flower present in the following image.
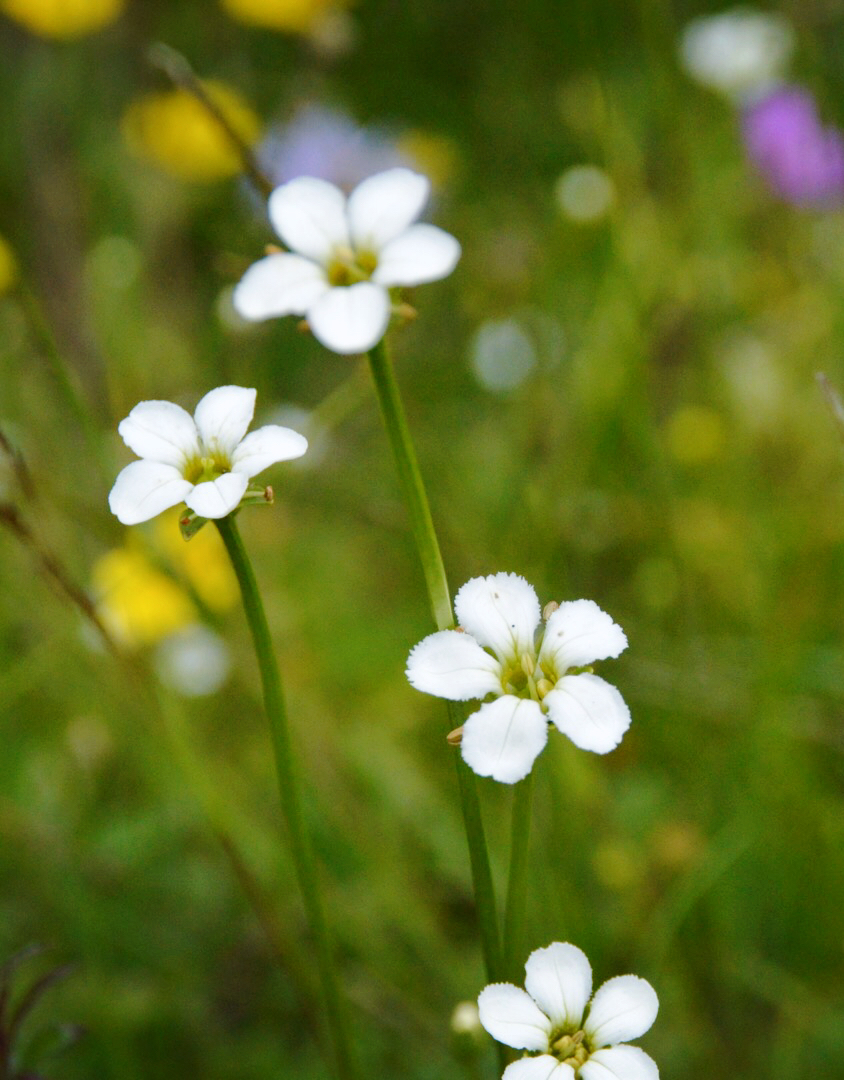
[221,0,343,33]
[396,131,458,189]
[92,549,197,648]
[121,82,261,182]
[0,234,17,294]
[152,510,239,614]
[0,0,124,39]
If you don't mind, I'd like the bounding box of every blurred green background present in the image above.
[3,0,844,1077]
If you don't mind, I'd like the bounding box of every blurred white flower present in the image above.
[478,942,659,1080]
[109,385,308,525]
[554,165,615,223]
[154,625,231,697]
[471,318,538,393]
[233,167,461,354]
[406,573,630,784]
[679,8,795,101]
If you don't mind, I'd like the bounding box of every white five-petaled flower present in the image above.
[478,942,659,1080]
[109,385,308,525]
[232,167,461,355]
[405,573,630,784]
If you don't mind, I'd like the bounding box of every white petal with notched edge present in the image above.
[194,386,256,457]
[117,400,198,467]
[232,426,309,477]
[524,942,592,1029]
[233,254,329,320]
[373,224,462,286]
[543,674,631,754]
[347,167,430,250]
[307,281,391,354]
[477,983,551,1051]
[109,461,194,525]
[585,976,659,1049]
[539,600,628,673]
[503,1057,576,1080]
[186,472,250,519]
[579,1045,659,1080]
[455,573,541,660]
[461,697,547,784]
[268,177,350,263]
[405,630,502,701]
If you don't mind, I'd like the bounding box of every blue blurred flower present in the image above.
[257,105,412,192]
[742,86,844,207]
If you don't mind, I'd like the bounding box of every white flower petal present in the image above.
[348,168,430,250]
[454,573,541,662]
[477,983,551,1051]
[504,1056,576,1080]
[232,425,309,478]
[543,674,631,754]
[372,223,461,286]
[108,461,193,525]
[524,943,593,1029]
[585,976,659,1049]
[306,282,391,355]
[185,472,249,519]
[268,177,350,262]
[461,697,547,784]
[406,630,502,701]
[579,1046,659,1080]
[117,400,198,467]
[232,253,329,321]
[538,600,627,674]
[194,386,256,458]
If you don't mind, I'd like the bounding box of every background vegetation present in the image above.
[2,1,844,1078]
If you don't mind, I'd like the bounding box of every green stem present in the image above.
[367,336,503,982]
[214,514,357,1080]
[502,771,534,980]
[367,337,452,632]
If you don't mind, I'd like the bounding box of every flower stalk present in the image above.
[214,513,357,1080]
[366,335,503,982]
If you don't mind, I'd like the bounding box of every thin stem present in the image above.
[367,336,503,981]
[502,771,535,981]
[367,337,452,632]
[214,514,357,1080]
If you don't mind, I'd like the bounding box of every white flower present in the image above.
[679,8,794,102]
[232,167,461,355]
[405,573,630,783]
[478,942,659,1080]
[109,385,308,525]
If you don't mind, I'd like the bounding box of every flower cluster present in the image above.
[478,942,659,1080]
[109,385,307,526]
[233,167,460,354]
[406,573,630,783]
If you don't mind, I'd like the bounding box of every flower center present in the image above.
[550,1029,590,1072]
[184,454,230,485]
[326,245,378,287]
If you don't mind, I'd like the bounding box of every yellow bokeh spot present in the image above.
[396,131,458,189]
[121,82,261,183]
[0,234,17,295]
[0,0,124,38]
[220,0,341,33]
[152,511,239,614]
[665,405,726,466]
[92,549,196,648]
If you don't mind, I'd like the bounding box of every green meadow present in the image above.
[2,1,844,1078]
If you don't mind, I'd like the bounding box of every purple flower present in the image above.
[256,104,413,192]
[742,85,844,207]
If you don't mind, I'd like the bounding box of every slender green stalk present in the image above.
[367,337,452,632]
[367,336,503,981]
[215,514,357,1080]
[502,771,534,980]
